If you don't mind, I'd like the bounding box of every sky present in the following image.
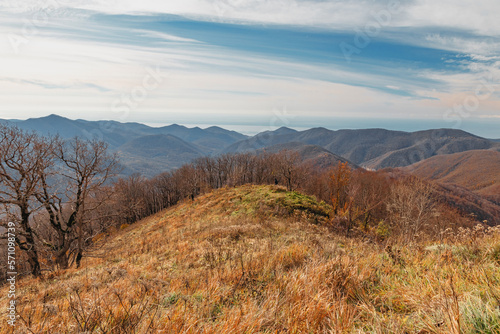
[0,0,499,138]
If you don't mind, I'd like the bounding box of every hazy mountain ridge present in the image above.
[1,115,248,177]
[3,114,247,149]
[2,115,499,176]
[225,127,500,169]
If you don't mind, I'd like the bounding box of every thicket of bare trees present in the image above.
[326,162,390,236]
[112,151,303,224]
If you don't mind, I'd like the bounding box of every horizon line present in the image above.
[1,113,498,140]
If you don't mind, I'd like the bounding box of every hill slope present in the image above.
[257,142,359,170]
[3,185,500,333]
[118,134,204,175]
[404,150,500,197]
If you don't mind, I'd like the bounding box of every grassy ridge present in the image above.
[2,185,500,333]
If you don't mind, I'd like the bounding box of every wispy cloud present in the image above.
[0,77,112,92]
[0,1,499,137]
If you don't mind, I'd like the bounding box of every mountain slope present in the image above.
[404,149,500,197]
[257,142,358,170]
[3,185,500,333]
[434,182,500,224]
[118,134,204,176]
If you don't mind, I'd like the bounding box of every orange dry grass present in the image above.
[1,185,500,333]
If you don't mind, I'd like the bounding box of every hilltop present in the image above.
[2,185,500,333]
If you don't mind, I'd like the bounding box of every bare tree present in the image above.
[350,170,389,230]
[330,162,352,216]
[114,174,148,223]
[274,150,300,191]
[387,176,436,242]
[0,125,55,276]
[154,172,181,208]
[36,138,120,268]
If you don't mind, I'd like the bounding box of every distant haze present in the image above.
[167,118,500,139]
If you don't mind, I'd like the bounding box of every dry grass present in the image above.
[2,185,500,333]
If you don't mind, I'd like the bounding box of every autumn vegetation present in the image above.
[1,125,500,333]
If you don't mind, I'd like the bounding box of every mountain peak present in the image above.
[36,114,68,121]
[274,126,297,134]
[163,123,186,129]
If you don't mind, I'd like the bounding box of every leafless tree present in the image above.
[350,170,389,230]
[387,176,436,242]
[114,174,148,223]
[274,150,300,191]
[0,125,55,276]
[35,138,120,268]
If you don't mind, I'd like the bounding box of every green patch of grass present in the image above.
[214,185,332,222]
[461,295,500,334]
[163,292,182,306]
[490,243,500,265]
[234,185,331,218]
[275,190,331,217]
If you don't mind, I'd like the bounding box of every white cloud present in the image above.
[5,0,498,37]
[134,30,203,43]
[1,0,499,134]
[423,34,500,56]
[406,0,500,37]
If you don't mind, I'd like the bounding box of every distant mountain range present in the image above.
[2,114,499,177]
[1,115,247,176]
[224,127,500,169]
